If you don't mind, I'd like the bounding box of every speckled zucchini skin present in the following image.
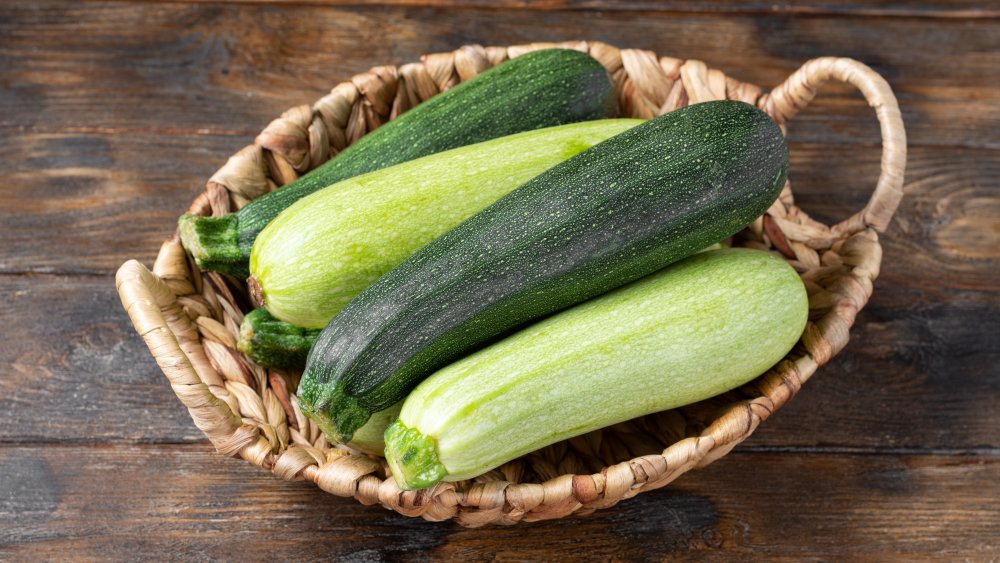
[300,100,789,443]
[178,48,617,277]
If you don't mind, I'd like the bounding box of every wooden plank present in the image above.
[0,266,996,449]
[0,275,205,444]
[76,0,1000,19]
[1,2,997,148]
[0,445,996,558]
[0,131,242,274]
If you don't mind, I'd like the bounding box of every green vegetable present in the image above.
[385,248,808,489]
[178,48,617,277]
[238,308,320,370]
[299,100,789,443]
[248,119,642,329]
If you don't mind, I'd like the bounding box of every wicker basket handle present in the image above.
[759,57,907,235]
[116,258,253,453]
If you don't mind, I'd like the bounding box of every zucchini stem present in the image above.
[384,420,448,490]
[237,308,319,370]
[177,213,249,278]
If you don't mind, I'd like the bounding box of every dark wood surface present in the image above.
[1,1,997,559]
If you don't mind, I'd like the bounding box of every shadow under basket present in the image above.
[115,41,907,527]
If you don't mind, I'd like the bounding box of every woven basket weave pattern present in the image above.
[116,41,906,527]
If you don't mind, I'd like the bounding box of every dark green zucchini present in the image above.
[244,229,720,371]
[298,100,789,443]
[178,48,617,277]
[238,308,320,370]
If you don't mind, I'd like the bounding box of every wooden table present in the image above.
[2,1,998,559]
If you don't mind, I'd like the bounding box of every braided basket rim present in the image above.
[115,40,906,527]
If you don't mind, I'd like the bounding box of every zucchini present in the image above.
[178,48,617,277]
[238,308,320,370]
[249,119,641,329]
[385,248,808,489]
[299,100,789,444]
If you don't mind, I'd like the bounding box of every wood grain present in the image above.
[2,2,998,148]
[0,131,241,274]
[0,275,207,444]
[88,0,1000,19]
[0,445,996,559]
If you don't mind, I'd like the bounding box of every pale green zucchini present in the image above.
[384,248,808,489]
[249,119,642,329]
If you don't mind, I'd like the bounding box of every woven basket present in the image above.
[116,41,906,527]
